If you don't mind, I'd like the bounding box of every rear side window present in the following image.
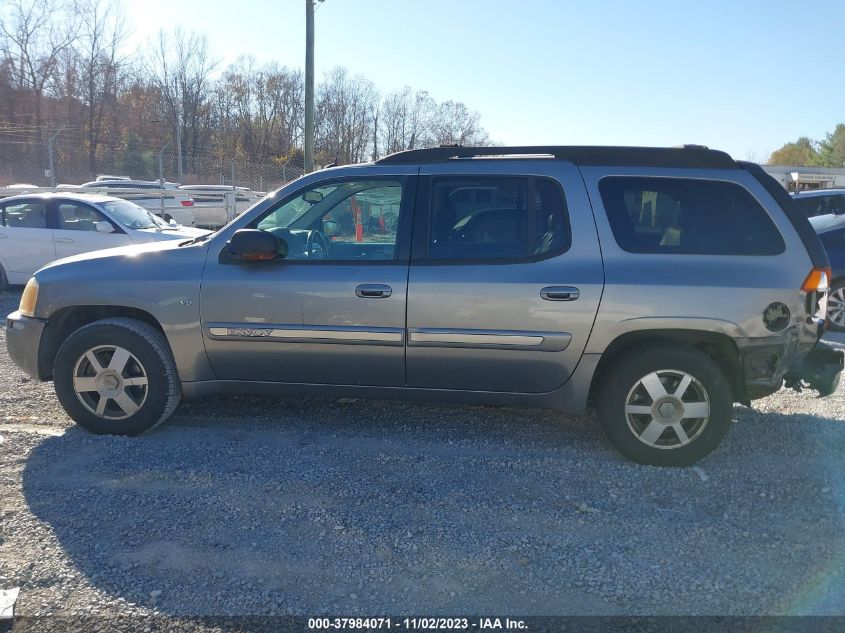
[1,201,48,229]
[795,194,845,218]
[598,177,785,255]
[428,176,570,261]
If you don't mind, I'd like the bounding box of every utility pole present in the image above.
[304,0,315,174]
[47,127,64,187]
[176,115,183,181]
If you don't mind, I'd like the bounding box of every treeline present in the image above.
[769,124,845,168]
[0,0,491,177]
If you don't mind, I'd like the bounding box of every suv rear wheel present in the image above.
[53,317,181,435]
[597,346,732,466]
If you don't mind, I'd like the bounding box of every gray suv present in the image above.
[6,146,843,466]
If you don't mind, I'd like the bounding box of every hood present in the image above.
[38,238,204,273]
[133,226,211,240]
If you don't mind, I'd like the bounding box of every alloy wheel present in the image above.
[828,287,845,329]
[72,345,149,420]
[624,369,710,450]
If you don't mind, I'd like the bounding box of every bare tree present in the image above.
[430,100,489,147]
[74,0,128,171]
[148,28,218,175]
[315,67,377,165]
[0,0,79,132]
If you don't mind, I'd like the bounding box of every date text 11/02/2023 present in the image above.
[307,617,528,630]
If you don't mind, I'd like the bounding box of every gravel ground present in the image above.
[2,288,845,626]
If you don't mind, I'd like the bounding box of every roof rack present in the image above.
[374,145,737,169]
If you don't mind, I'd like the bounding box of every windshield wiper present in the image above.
[179,232,214,246]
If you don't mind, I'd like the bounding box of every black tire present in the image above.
[826,279,845,333]
[597,346,733,466]
[53,317,181,435]
[0,264,8,293]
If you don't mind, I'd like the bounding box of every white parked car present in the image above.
[0,193,209,288]
[78,179,198,226]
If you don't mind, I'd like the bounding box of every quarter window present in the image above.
[427,176,570,261]
[599,177,785,255]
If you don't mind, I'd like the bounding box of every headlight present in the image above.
[19,277,39,317]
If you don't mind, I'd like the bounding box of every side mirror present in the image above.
[303,190,324,204]
[95,221,114,234]
[322,220,340,237]
[225,229,280,262]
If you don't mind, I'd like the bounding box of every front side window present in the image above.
[2,201,48,229]
[252,179,404,261]
[57,203,108,231]
[427,176,570,261]
[599,177,785,255]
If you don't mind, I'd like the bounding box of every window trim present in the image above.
[226,175,415,266]
[411,174,572,266]
[597,175,787,257]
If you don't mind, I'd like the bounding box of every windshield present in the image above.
[100,199,167,229]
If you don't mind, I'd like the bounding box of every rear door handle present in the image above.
[541,286,580,301]
[55,237,73,243]
[355,284,392,298]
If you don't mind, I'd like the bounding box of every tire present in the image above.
[53,317,181,435]
[826,279,845,333]
[597,346,733,466]
[0,264,8,293]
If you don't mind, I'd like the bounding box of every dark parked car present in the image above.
[812,214,845,331]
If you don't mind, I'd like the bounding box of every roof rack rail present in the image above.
[375,145,736,169]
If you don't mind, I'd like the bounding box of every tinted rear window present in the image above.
[428,176,570,261]
[598,177,785,255]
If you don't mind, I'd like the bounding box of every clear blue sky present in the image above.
[125,0,845,161]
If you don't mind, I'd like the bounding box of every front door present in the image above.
[51,200,132,259]
[200,174,416,386]
[406,163,604,393]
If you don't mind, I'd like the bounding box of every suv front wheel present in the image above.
[597,346,733,466]
[54,317,181,435]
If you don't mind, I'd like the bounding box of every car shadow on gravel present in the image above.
[19,395,845,616]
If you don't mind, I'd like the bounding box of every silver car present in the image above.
[5,146,842,466]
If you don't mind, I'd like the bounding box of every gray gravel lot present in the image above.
[2,288,845,624]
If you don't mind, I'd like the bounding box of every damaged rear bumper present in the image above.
[784,342,844,397]
[737,331,843,400]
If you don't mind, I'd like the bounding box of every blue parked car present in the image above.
[811,214,845,331]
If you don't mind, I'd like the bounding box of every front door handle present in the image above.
[355,284,392,298]
[55,237,74,243]
[541,286,580,301]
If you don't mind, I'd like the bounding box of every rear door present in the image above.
[405,161,604,393]
[0,198,55,283]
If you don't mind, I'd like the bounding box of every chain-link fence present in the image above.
[0,138,304,192]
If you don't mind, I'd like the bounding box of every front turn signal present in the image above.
[19,277,39,317]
